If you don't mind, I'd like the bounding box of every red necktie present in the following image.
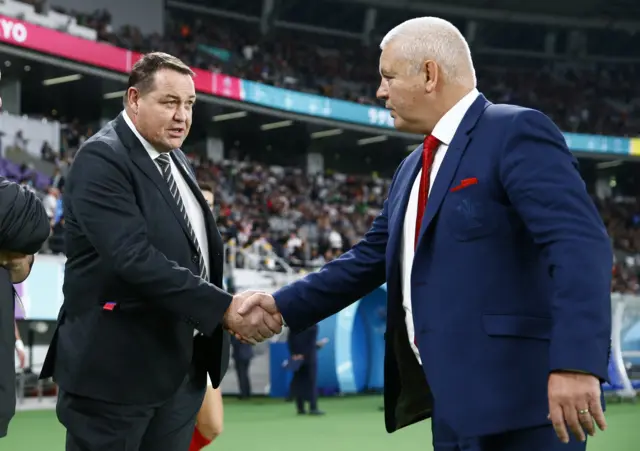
[414,135,440,249]
[413,135,439,349]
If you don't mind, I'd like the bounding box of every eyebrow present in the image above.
[164,94,196,101]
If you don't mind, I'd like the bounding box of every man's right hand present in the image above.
[223,291,282,344]
[0,253,34,283]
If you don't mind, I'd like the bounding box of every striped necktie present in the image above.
[156,153,208,281]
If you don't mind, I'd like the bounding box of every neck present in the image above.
[124,107,136,124]
[421,84,474,134]
[442,84,474,111]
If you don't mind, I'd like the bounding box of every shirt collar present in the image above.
[431,88,479,146]
[122,110,163,161]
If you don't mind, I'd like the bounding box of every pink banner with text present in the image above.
[0,15,243,100]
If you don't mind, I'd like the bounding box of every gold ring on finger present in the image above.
[578,409,590,415]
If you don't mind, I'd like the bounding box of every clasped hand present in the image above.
[222,290,282,344]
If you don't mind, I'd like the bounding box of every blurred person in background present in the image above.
[0,175,51,439]
[199,182,215,212]
[236,17,612,451]
[39,52,281,451]
[14,322,25,369]
[230,335,253,400]
[189,180,225,451]
[189,387,223,450]
[287,325,325,416]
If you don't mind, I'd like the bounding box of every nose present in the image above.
[376,80,388,100]
[173,104,189,122]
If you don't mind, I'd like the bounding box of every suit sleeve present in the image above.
[0,177,50,254]
[273,161,407,332]
[499,110,612,381]
[67,142,231,335]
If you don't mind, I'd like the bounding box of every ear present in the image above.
[424,60,439,94]
[126,87,141,114]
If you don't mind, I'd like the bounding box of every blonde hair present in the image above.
[380,17,477,87]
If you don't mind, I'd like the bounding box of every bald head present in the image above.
[380,17,476,88]
[376,17,477,134]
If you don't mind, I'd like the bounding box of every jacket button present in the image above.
[191,255,198,263]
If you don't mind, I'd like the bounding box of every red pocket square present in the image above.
[450,177,478,192]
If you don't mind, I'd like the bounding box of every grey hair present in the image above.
[380,17,477,87]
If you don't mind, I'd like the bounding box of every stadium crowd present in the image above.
[0,0,637,294]
[47,3,638,137]
[1,130,639,295]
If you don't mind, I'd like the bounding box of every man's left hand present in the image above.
[548,371,607,444]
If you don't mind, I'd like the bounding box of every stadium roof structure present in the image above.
[328,0,640,27]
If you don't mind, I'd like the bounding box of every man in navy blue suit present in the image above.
[287,324,324,416]
[230,17,612,451]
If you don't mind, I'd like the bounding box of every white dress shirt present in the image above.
[400,89,479,364]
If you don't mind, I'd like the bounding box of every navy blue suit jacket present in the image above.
[273,95,612,437]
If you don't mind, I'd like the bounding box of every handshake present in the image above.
[222,291,283,344]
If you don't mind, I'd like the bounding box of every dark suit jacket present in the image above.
[40,113,232,405]
[272,95,612,437]
[0,177,49,437]
[0,270,16,438]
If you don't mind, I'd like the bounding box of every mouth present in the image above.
[168,128,185,137]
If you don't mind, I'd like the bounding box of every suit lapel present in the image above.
[416,95,490,248]
[114,114,194,250]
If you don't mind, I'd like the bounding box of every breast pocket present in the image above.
[443,185,500,241]
[482,314,552,341]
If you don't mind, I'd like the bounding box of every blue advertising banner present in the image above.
[242,81,394,129]
[563,133,630,155]
[314,285,387,394]
[240,81,634,155]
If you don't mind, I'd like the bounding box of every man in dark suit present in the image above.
[0,177,50,438]
[287,325,324,415]
[39,52,282,451]
[234,18,612,451]
[230,336,253,399]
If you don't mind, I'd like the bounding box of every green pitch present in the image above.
[4,396,639,450]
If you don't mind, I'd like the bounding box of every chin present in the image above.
[165,138,186,150]
[394,117,423,135]
[393,117,411,132]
